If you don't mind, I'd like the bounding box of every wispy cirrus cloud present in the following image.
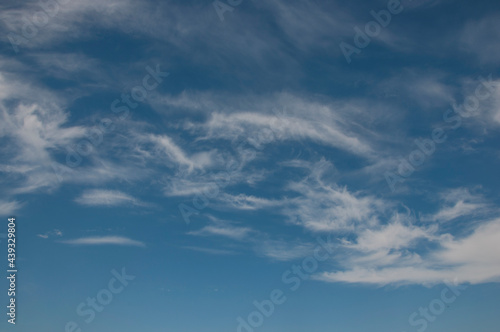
[0,70,86,194]
[460,14,500,66]
[37,229,63,239]
[255,239,315,262]
[74,189,148,207]
[147,134,216,172]
[159,92,387,158]
[422,188,489,223]
[187,216,315,261]
[343,221,437,253]
[198,108,374,157]
[61,235,145,247]
[376,69,455,109]
[282,160,389,232]
[0,200,23,216]
[218,193,281,211]
[188,218,253,240]
[181,246,237,256]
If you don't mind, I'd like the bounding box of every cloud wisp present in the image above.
[61,236,145,247]
[74,189,148,207]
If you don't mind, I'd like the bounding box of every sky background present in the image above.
[1,0,500,331]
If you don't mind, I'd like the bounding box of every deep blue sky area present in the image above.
[0,0,500,331]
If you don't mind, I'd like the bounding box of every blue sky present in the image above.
[1,0,500,331]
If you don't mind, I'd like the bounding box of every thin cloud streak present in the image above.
[74,189,148,207]
[61,236,145,247]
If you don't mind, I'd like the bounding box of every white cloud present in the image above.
[188,218,253,240]
[181,246,237,256]
[423,188,488,223]
[257,1,353,52]
[0,200,22,216]
[37,229,63,239]
[163,92,385,159]
[0,0,140,50]
[437,218,500,269]
[0,69,87,194]
[161,178,216,197]
[377,70,455,108]
[315,216,500,286]
[147,134,215,172]
[187,216,317,261]
[259,1,408,56]
[431,201,483,223]
[460,15,500,65]
[61,235,145,247]
[156,154,266,198]
[218,193,281,211]
[33,52,101,79]
[347,221,435,252]
[74,189,147,207]
[286,183,385,232]
[450,75,500,128]
[255,239,314,261]
[202,109,373,157]
[489,80,500,125]
[315,266,450,286]
[283,160,388,232]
